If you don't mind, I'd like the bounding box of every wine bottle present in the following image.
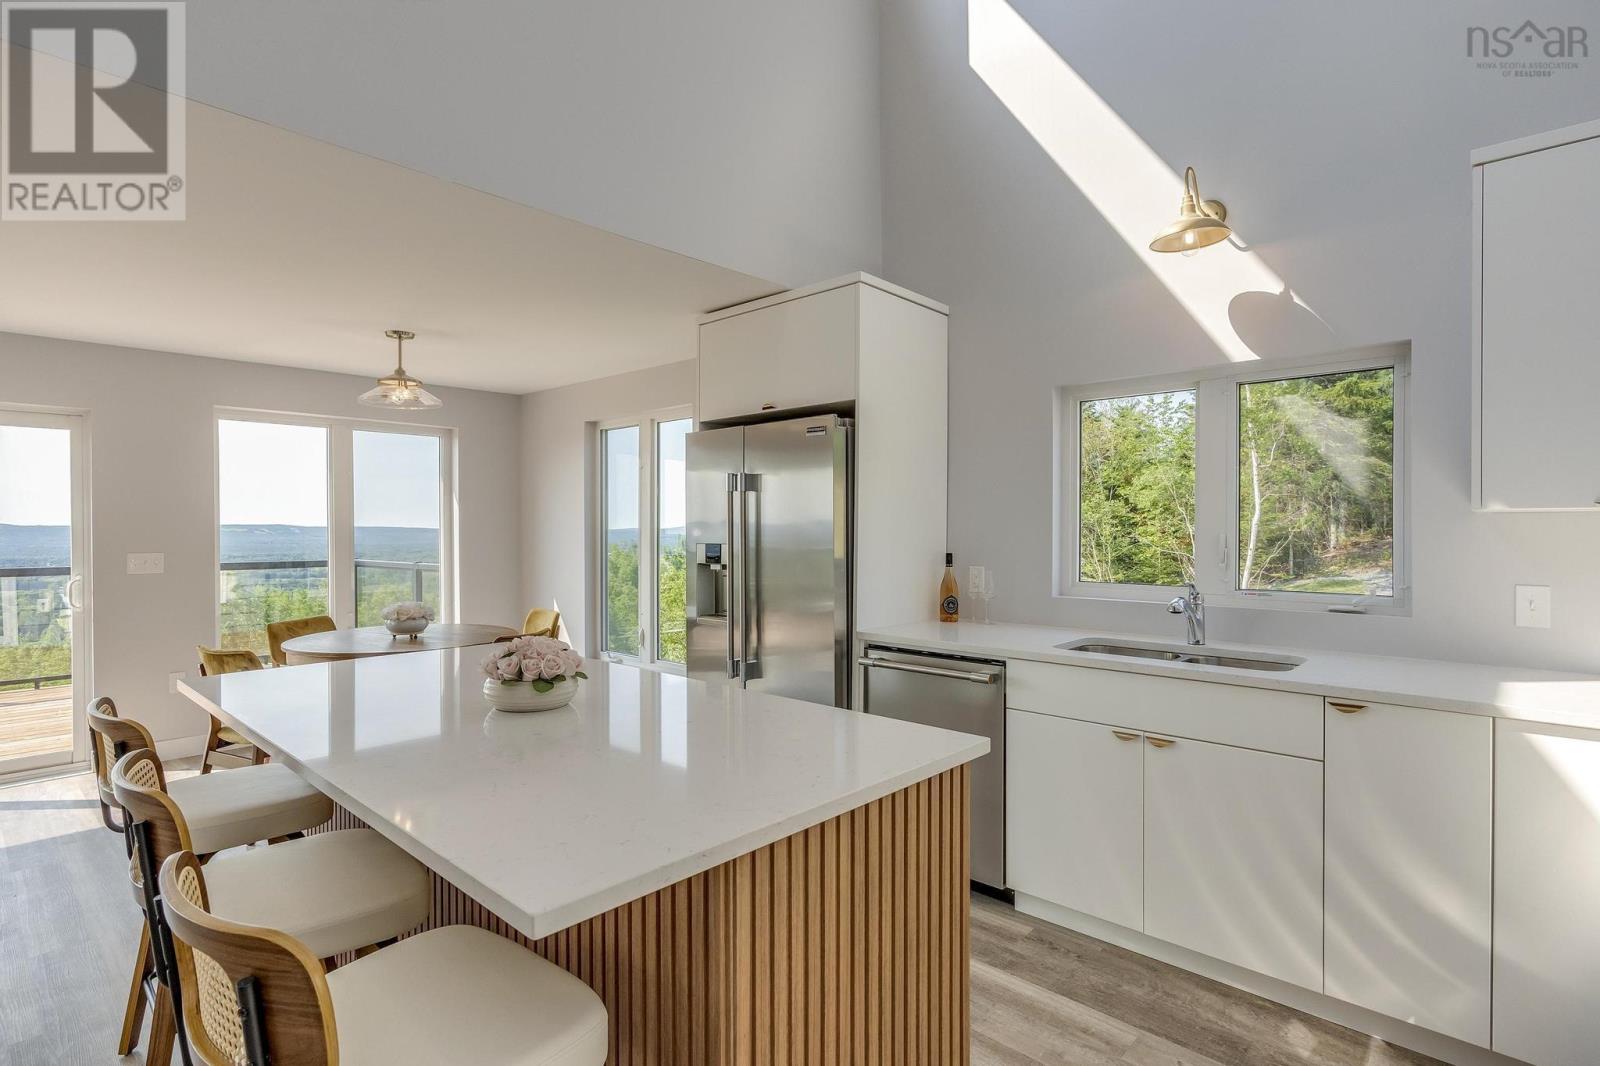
[939,552,959,622]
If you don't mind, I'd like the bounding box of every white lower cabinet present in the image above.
[1007,709,1143,929]
[1143,734,1324,991]
[1324,700,1491,1047]
[1494,719,1600,1066]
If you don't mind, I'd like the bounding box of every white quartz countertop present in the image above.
[860,620,1600,730]
[179,651,987,939]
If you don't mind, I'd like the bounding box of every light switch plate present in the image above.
[1515,585,1551,629]
[126,552,164,575]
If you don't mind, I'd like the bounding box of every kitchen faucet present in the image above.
[1168,582,1205,646]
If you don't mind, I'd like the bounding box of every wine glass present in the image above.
[974,570,997,625]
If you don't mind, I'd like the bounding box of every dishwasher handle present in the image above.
[858,656,1000,685]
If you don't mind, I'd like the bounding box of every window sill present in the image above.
[1056,588,1410,618]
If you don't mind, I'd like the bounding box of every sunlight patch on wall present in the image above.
[968,0,1296,363]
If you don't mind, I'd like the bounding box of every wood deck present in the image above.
[0,685,73,763]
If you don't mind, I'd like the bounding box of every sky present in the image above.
[0,426,71,525]
[216,420,441,528]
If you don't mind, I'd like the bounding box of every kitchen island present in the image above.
[180,648,987,1066]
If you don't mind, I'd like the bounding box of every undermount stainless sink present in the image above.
[1055,638,1303,673]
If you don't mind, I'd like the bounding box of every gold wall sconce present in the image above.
[1150,166,1231,254]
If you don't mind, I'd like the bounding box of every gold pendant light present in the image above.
[1149,166,1231,254]
[358,329,442,410]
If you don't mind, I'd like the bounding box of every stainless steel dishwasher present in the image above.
[860,645,1006,893]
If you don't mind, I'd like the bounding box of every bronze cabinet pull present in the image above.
[1329,700,1366,714]
[1146,737,1175,749]
[1111,730,1139,742]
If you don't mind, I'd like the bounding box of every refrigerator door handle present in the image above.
[724,473,741,680]
[740,471,762,681]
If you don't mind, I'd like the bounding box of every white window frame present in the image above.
[213,409,457,640]
[1058,343,1410,616]
[593,405,695,672]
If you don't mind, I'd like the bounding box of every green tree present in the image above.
[657,542,686,664]
[1079,391,1196,586]
[606,541,640,656]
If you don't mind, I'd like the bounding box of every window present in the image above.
[597,409,693,668]
[217,414,453,656]
[602,425,641,657]
[655,418,692,664]
[1062,349,1407,612]
[1078,390,1196,588]
[218,420,331,654]
[1237,369,1394,597]
[353,430,444,626]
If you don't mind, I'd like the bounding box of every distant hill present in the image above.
[221,524,440,564]
[607,528,684,550]
[0,525,69,568]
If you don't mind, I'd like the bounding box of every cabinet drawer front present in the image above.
[1144,734,1323,991]
[1007,660,1322,759]
[1007,709,1143,930]
[1324,700,1491,1046]
[1494,719,1600,1065]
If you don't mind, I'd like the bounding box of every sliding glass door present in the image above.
[0,411,87,775]
[217,414,452,656]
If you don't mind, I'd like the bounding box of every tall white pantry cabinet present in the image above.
[696,273,949,644]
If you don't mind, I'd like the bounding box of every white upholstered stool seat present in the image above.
[167,761,333,854]
[325,925,608,1065]
[204,828,431,958]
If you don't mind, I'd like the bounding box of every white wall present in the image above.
[880,0,1600,672]
[0,332,524,746]
[183,0,882,288]
[520,360,697,656]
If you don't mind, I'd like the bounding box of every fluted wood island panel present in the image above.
[321,766,970,1065]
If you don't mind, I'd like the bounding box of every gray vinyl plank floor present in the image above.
[1,767,1443,1065]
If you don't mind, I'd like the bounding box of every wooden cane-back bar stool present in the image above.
[113,749,433,1066]
[160,850,609,1066]
[87,699,337,1059]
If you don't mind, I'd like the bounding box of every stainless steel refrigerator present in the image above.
[685,414,852,707]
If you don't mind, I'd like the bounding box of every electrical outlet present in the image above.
[126,552,165,575]
[1515,585,1551,629]
[168,671,185,694]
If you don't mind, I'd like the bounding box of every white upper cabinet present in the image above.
[698,282,859,423]
[1324,699,1491,1046]
[1474,120,1600,510]
[1494,719,1600,1065]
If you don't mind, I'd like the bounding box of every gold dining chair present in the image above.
[159,849,608,1066]
[194,646,268,773]
[265,615,336,668]
[521,607,561,638]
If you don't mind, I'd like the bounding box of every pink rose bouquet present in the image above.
[482,634,588,693]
